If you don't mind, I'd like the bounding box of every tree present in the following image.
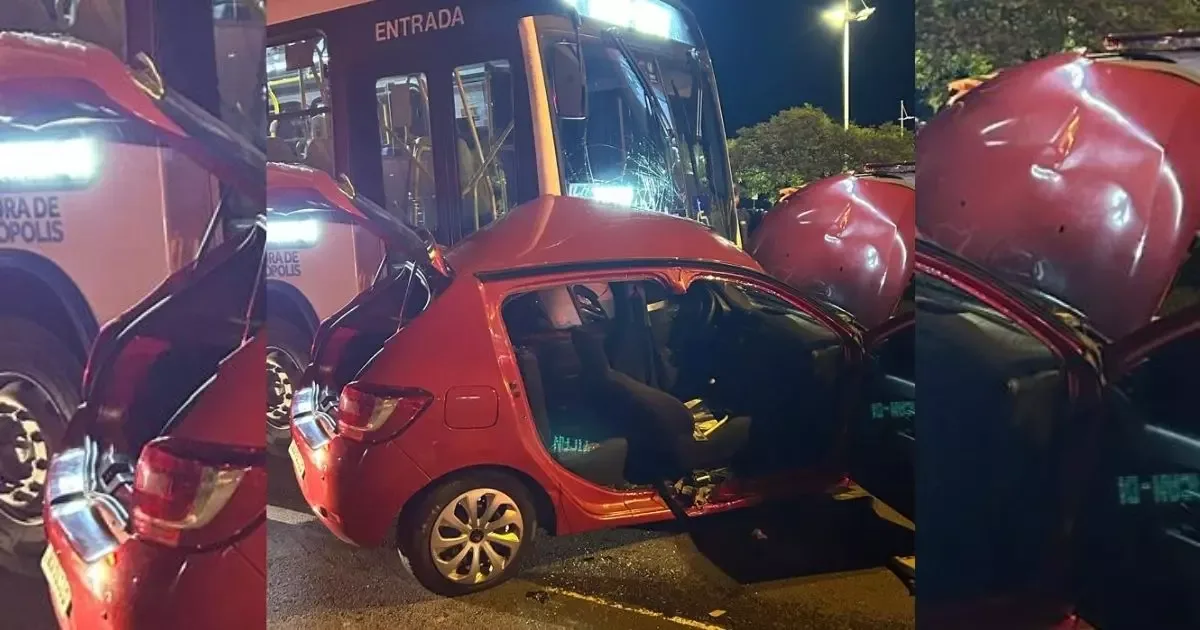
[728,105,915,198]
[916,0,1200,113]
[846,123,917,165]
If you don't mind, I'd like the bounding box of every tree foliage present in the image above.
[916,0,1200,113]
[727,105,915,197]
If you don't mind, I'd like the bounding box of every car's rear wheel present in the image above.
[267,318,309,456]
[0,318,81,573]
[398,472,537,596]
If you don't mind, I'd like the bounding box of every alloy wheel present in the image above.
[0,375,58,525]
[429,488,524,585]
[266,348,297,430]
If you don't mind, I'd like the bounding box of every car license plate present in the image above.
[41,547,71,619]
[288,441,305,479]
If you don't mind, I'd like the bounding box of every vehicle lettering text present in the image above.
[267,250,302,278]
[375,6,464,42]
[0,196,65,244]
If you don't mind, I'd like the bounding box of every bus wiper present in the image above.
[602,28,673,164]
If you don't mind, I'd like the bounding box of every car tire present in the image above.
[266,318,310,456]
[398,471,539,596]
[0,317,82,574]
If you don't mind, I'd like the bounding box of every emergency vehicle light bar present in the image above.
[0,137,99,186]
[266,217,322,247]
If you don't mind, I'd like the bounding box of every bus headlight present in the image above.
[0,137,99,186]
[267,218,322,247]
[569,183,635,207]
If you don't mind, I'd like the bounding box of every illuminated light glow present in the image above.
[588,0,633,26]
[84,552,117,599]
[822,7,849,27]
[563,0,689,42]
[267,218,322,246]
[569,183,636,207]
[822,4,875,28]
[631,2,673,39]
[0,137,99,184]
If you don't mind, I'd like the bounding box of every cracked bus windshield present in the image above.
[539,19,735,241]
[264,0,736,246]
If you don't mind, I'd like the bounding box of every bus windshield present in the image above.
[537,15,735,240]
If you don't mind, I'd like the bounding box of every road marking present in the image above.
[267,505,316,525]
[538,586,727,630]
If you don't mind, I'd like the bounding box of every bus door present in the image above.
[340,4,532,247]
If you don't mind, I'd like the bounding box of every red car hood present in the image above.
[917,49,1200,339]
[749,172,915,329]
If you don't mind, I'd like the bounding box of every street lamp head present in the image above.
[822,2,874,28]
[821,6,848,28]
[853,6,876,21]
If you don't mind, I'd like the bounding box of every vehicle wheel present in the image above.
[0,318,81,574]
[266,318,310,456]
[398,472,538,596]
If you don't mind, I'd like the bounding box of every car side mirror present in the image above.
[550,41,587,121]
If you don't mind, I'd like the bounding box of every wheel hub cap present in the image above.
[266,350,295,428]
[0,378,55,524]
[430,488,523,585]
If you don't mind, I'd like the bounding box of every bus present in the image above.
[263,0,740,451]
[0,0,265,572]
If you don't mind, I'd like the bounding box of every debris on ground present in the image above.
[750,528,768,540]
[526,590,550,604]
[709,609,727,618]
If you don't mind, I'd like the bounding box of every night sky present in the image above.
[683,0,915,134]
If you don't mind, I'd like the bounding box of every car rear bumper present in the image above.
[43,518,265,630]
[289,421,431,547]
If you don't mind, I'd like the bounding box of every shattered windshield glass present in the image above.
[544,31,735,240]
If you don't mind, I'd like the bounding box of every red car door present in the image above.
[1072,302,1200,629]
[709,267,915,519]
[852,294,915,524]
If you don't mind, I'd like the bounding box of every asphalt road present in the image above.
[267,456,915,630]
[0,555,55,629]
[0,456,914,630]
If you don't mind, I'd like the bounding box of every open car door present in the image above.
[850,302,915,523]
[1073,303,1200,629]
[847,285,915,592]
[271,164,454,451]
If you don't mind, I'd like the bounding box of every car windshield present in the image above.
[541,26,736,241]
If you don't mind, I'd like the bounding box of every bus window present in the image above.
[377,73,437,230]
[0,0,127,60]
[266,34,333,173]
[213,0,266,149]
[453,61,518,236]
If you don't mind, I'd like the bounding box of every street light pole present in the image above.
[842,0,850,129]
[823,1,874,130]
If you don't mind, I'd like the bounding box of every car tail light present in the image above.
[337,382,433,441]
[132,437,257,546]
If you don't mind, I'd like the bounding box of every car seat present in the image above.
[571,287,751,477]
[514,346,629,488]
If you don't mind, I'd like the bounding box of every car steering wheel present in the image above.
[573,286,609,324]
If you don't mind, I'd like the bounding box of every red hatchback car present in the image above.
[280,163,914,595]
[33,36,267,629]
[916,240,1199,630]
